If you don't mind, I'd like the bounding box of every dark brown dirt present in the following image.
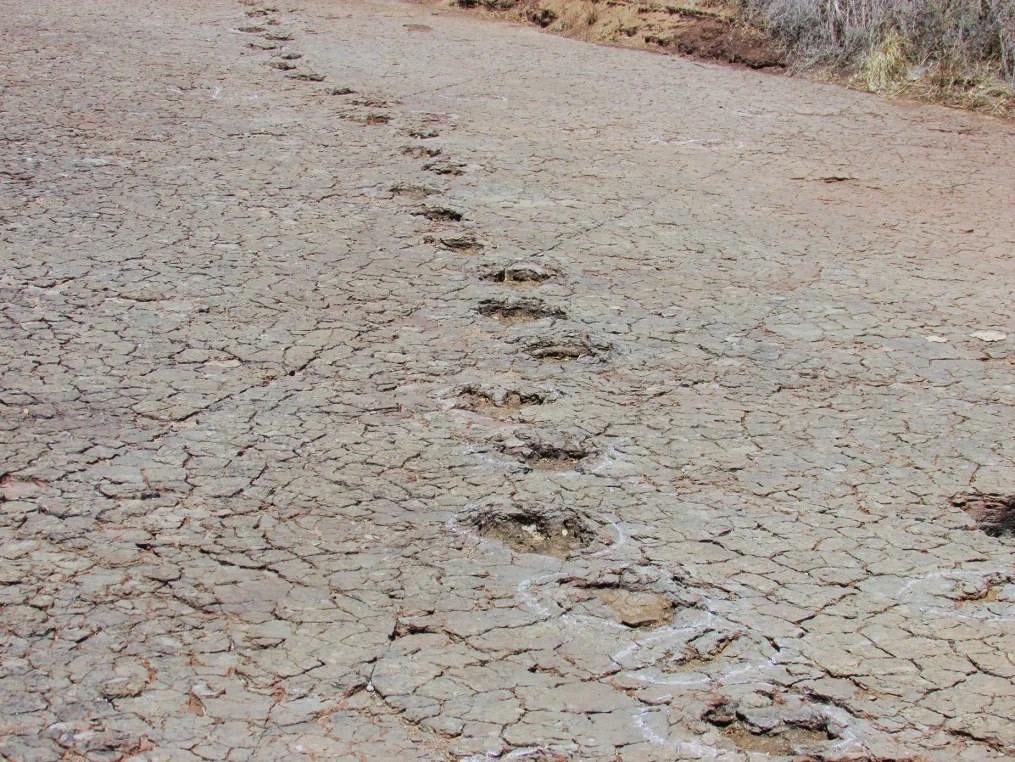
[951,492,1015,537]
[646,14,781,69]
[466,505,597,557]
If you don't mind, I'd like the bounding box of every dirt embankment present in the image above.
[443,0,783,70]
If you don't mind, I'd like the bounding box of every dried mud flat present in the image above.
[1,0,1015,760]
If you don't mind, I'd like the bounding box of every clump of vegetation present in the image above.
[743,0,1015,108]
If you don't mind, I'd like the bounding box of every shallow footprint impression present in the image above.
[494,429,600,472]
[460,501,600,558]
[704,704,837,757]
[476,297,566,324]
[520,333,612,362]
[481,261,559,286]
[454,384,558,417]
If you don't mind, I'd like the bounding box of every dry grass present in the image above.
[860,32,909,92]
[744,0,1015,106]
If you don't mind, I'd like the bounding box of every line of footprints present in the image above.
[234,4,677,644]
[236,3,611,474]
[231,7,899,758]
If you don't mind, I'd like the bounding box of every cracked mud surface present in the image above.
[1,0,1014,759]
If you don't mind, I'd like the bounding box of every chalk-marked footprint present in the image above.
[451,507,877,757]
[636,703,872,760]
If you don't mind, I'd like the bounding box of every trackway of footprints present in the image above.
[233,7,1013,761]
[2,1,1012,759]
[239,9,846,758]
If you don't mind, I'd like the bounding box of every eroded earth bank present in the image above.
[2,0,1015,759]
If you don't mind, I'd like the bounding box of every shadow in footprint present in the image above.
[462,502,598,559]
[497,430,598,473]
[413,206,463,222]
[482,262,558,286]
[404,145,442,159]
[454,385,557,417]
[424,157,464,175]
[287,71,325,82]
[521,334,611,362]
[390,183,440,201]
[477,298,565,324]
[952,492,1015,537]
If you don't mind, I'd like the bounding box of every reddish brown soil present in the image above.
[650,13,780,69]
[438,0,782,70]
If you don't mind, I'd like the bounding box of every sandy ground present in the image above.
[2,0,1015,759]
